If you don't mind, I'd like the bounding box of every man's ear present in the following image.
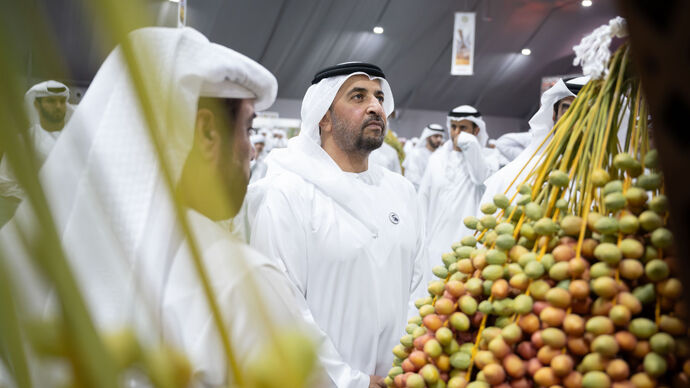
[194,108,220,161]
[319,109,332,134]
[473,126,480,136]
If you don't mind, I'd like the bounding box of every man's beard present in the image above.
[38,103,66,123]
[428,138,441,150]
[331,111,385,154]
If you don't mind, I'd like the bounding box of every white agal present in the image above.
[418,119,497,272]
[245,70,428,387]
[369,140,401,174]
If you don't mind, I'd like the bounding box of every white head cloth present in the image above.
[416,124,445,149]
[2,27,277,335]
[527,77,588,139]
[24,80,75,126]
[446,105,488,147]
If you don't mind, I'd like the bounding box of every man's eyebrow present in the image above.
[247,113,256,126]
[347,87,369,95]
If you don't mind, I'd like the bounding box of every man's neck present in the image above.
[321,141,369,173]
[40,117,64,133]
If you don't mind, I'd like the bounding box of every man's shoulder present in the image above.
[186,210,278,270]
[247,169,314,209]
[263,169,312,196]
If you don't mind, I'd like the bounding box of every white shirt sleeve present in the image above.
[249,188,370,388]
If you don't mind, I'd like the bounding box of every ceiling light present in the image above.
[168,0,180,2]
[373,26,384,34]
[521,48,531,56]
[581,0,592,7]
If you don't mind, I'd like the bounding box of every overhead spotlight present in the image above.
[521,48,531,56]
[581,0,593,7]
[373,26,384,34]
[168,0,180,2]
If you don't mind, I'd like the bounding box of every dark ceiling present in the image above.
[22,0,620,120]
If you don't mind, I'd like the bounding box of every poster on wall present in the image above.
[178,0,187,27]
[450,12,475,76]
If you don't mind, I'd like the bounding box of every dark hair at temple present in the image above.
[197,97,241,121]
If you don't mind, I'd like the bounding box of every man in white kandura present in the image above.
[0,27,372,387]
[403,123,444,190]
[418,105,498,270]
[481,77,586,204]
[246,62,429,388]
[0,80,74,200]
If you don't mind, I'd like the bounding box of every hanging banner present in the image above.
[178,0,187,27]
[451,12,476,76]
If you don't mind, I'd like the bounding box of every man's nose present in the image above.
[366,96,385,118]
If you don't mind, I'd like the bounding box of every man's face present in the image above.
[35,96,67,125]
[323,75,387,154]
[427,134,444,150]
[553,96,575,122]
[216,99,255,214]
[449,119,478,144]
[254,141,265,155]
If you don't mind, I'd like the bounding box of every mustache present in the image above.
[361,115,385,131]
